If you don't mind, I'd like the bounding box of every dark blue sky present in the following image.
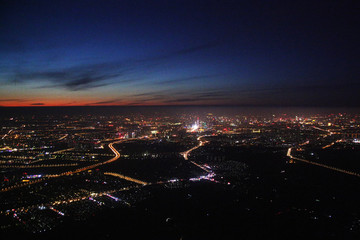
[0,0,359,106]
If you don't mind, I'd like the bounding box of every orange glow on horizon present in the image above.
[0,99,217,107]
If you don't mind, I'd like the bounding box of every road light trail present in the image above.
[0,140,124,192]
[322,139,341,149]
[57,134,68,141]
[181,136,211,173]
[0,163,78,168]
[287,147,360,177]
[104,172,148,185]
[312,126,331,133]
[1,129,13,139]
[53,148,74,154]
[49,140,123,176]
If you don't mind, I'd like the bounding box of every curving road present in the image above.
[1,140,124,192]
[181,136,211,173]
[287,147,360,178]
[48,140,124,177]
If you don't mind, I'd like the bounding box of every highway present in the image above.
[48,140,123,176]
[181,136,211,173]
[104,172,148,185]
[0,140,124,192]
[1,129,13,140]
[0,138,152,192]
[57,134,68,141]
[322,139,343,149]
[287,147,360,178]
[312,126,333,134]
[0,163,78,168]
[53,147,75,154]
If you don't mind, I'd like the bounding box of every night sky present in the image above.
[0,0,359,107]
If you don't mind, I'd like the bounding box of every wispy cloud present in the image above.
[132,91,168,97]
[12,62,130,91]
[7,41,222,92]
[134,95,167,103]
[144,89,233,104]
[91,99,122,105]
[163,96,230,103]
[137,41,222,62]
[155,74,221,85]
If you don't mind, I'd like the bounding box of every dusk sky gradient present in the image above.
[0,0,359,107]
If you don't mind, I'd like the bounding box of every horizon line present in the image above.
[1,104,360,108]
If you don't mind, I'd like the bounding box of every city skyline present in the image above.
[1,107,360,238]
[1,1,360,238]
[1,0,359,107]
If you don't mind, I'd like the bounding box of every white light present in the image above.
[191,123,199,132]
